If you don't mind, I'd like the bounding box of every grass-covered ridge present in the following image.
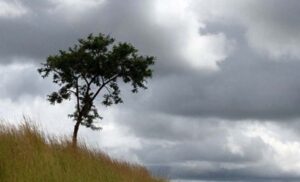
[0,122,166,182]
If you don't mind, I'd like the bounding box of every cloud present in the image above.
[0,0,27,18]
[0,62,54,100]
[153,0,233,70]
[0,0,233,72]
[139,119,300,181]
[117,109,300,181]
[128,35,300,120]
[0,0,107,62]
[192,0,300,59]
[0,0,285,120]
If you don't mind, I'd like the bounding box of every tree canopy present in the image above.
[38,33,155,146]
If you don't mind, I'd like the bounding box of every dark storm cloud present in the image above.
[0,1,91,62]
[0,0,184,75]
[119,22,300,120]
[196,0,300,59]
[112,109,280,181]
[114,107,300,181]
[141,48,300,120]
[0,0,206,98]
[135,134,266,164]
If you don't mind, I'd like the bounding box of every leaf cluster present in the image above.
[38,33,154,129]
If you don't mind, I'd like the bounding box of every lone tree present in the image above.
[38,33,154,146]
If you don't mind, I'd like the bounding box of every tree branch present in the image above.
[83,75,97,102]
[91,74,119,102]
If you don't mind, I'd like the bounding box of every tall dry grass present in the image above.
[0,122,166,182]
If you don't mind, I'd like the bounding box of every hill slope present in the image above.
[0,123,166,182]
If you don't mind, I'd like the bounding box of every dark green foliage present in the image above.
[38,33,154,145]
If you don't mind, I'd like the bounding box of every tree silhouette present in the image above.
[38,33,154,146]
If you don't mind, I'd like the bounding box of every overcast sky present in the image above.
[1,0,300,181]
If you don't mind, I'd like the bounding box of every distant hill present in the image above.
[0,122,166,182]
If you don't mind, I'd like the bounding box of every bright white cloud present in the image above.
[153,0,233,70]
[245,122,300,174]
[183,32,232,70]
[0,0,27,18]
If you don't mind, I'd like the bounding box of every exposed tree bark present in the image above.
[72,117,81,147]
[72,103,93,147]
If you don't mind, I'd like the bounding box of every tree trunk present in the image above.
[72,116,82,147]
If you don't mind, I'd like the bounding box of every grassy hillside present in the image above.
[0,122,166,182]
